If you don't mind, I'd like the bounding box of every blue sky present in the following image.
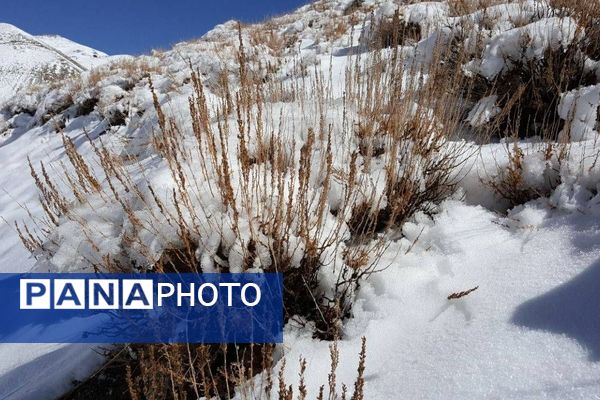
[3,0,309,55]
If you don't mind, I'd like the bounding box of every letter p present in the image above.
[20,279,51,309]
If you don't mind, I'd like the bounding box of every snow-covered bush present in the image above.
[346,49,471,236]
[551,0,600,59]
[485,142,562,207]
[21,22,469,351]
[464,16,597,140]
[362,8,422,48]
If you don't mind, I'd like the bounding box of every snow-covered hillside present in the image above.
[0,23,109,105]
[1,0,600,399]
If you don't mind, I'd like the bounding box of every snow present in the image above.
[465,17,578,79]
[0,23,111,106]
[34,35,108,70]
[1,0,600,398]
[558,84,600,141]
[273,201,600,399]
[455,0,552,33]
[466,94,500,126]
[0,344,103,400]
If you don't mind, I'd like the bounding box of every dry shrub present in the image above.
[125,343,273,399]
[551,0,600,59]
[323,20,349,41]
[86,58,163,89]
[24,29,379,338]
[447,0,505,17]
[86,67,110,88]
[346,38,474,237]
[139,25,394,340]
[249,26,297,58]
[112,58,164,78]
[487,143,541,206]
[61,339,368,400]
[61,344,273,399]
[344,0,364,15]
[369,10,421,49]
[23,21,470,400]
[487,142,565,207]
[470,36,596,140]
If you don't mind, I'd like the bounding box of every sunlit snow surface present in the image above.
[0,23,111,105]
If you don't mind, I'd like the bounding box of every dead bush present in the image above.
[23,21,470,400]
[370,10,421,49]
[470,41,596,140]
[323,20,349,42]
[61,344,274,399]
[551,0,600,60]
[447,0,505,17]
[345,41,472,237]
[85,58,163,90]
[249,26,298,58]
[344,0,364,15]
[62,338,368,400]
[487,142,564,207]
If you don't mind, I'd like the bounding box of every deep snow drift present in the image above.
[1,0,600,398]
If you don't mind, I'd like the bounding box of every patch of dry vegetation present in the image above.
[22,10,478,400]
[369,9,421,49]
[87,57,164,88]
[447,0,505,17]
[551,0,600,59]
[61,338,368,400]
[468,37,596,140]
[486,142,564,207]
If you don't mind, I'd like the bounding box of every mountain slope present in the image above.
[0,23,108,105]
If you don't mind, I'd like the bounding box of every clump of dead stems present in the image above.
[470,42,595,141]
[486,141,565,208]
[23,20,470,400]
[346,32,475,236]
[368,9,421,49]
[551,0,600,60]
[61,339,368,400]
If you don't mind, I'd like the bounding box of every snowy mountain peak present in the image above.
[0,22,25,35]
[0,22,109,105]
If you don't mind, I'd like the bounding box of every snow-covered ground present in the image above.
[0,25,114,400]
[282,200,600,398]
[0,23,111,105]
[1,0,600,398]
[0,92,106,400]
